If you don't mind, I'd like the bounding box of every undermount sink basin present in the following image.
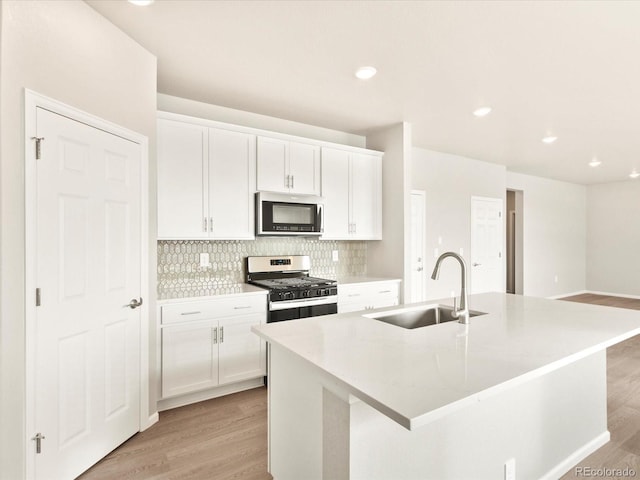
[364,304,487,329]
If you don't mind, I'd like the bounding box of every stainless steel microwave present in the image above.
[256,192,323,236]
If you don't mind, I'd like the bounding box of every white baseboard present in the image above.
[585,290,640,300]
[157,377,265,411]
[547,290,588,300]
[141,411,159,431]
[540,430,610,480]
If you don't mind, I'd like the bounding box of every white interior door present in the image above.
[410,191,426,302]
[470,197,504,294]
[34,107,142,479]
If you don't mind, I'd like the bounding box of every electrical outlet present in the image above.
[504,458,516,480]
[199,253,211,268]
[332,250,339,262]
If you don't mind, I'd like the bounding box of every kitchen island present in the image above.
[252,293,640,480]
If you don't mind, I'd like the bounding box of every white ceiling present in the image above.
[86,0,640,185]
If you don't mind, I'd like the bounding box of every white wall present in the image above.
[367,123,413,301]
[412,148,506,300]
[507,172,586,298]
[158,93,366,147]
[0,2,157,477]
[586,181,640,296]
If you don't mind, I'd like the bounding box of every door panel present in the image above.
[157,119,207,238]
[218,314,265,385]
[35,107,141,479]
[256,136,288,193]
[471,197,504,294]
[208,128,255,239]
[350,153,380,239]
[320,148,350,239]
[289,142,320,195]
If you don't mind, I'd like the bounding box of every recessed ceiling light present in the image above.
[589,158,601,167]
[630,171,640,179]
[128,0,154,5]
[542,136,558,144]
[473,107,492,117]
[355,66,377,80]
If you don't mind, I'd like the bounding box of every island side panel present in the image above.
[268,344,324,480]
[349,350,609,479]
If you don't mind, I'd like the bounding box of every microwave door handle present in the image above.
[318,204,324,233]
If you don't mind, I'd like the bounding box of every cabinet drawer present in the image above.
[161,295,267,325]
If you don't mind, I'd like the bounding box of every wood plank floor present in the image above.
[80,293,640,479]
[79,388,272,480]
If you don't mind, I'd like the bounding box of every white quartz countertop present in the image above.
[158,284,267,305]
[335,276,402,286]
[252,293,640,430]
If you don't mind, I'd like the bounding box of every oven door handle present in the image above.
[269,295,338,311]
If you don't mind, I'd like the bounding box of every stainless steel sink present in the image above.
[365,304,487,329]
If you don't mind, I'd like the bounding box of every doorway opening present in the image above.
[506,190,523,294]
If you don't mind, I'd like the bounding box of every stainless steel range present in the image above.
[246,255,337,323]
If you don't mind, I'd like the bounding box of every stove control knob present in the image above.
[282,292,293,300]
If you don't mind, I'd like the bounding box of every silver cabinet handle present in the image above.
[472,263,482,267]
[285,174,290,188]
[212,327,218,344]
[180,311,201,316]
[127,297,143,309]
[220,326,224,343]
[347,293,361,297]
[379,290,391,294]
[204,217,207,232]
[291,175,294,189]
[209,217,213,232]
[233,306,251,310]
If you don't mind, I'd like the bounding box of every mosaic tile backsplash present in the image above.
[157,238,368,299]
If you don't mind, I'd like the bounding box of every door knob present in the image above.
[417,267,423,271]
[126,297,143,309]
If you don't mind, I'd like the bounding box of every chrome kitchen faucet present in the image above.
[431,252,470,324]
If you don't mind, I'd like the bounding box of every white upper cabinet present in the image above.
[256,136,320,195]
[158,119,207,239]
[320,148,350,238]
[157,118,256,240]
[208,128,256,239]
[321,147,382,240]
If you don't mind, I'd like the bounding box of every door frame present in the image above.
[24,89,153,478]
[410,190,426,302]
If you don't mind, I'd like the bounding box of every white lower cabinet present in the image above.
[338,280,401,313]
[160,295,266,399]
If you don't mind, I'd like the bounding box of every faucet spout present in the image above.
[431,252,469,324]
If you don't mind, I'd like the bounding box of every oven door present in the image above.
[268,296,338,323]
[256,192,323,236]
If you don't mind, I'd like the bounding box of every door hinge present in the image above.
[32,433,45,454]
[31,137,44,160]
[36,288,41,307]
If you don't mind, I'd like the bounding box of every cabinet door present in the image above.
[162,321,218,398]
[289,142,320,195]
[218,313,265,385]
[369,282,400,309]
[256,136,288,193]
[157,119,207,239]
[350,153,382,240]
[320,148,350,239]
[208,128,256,239]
